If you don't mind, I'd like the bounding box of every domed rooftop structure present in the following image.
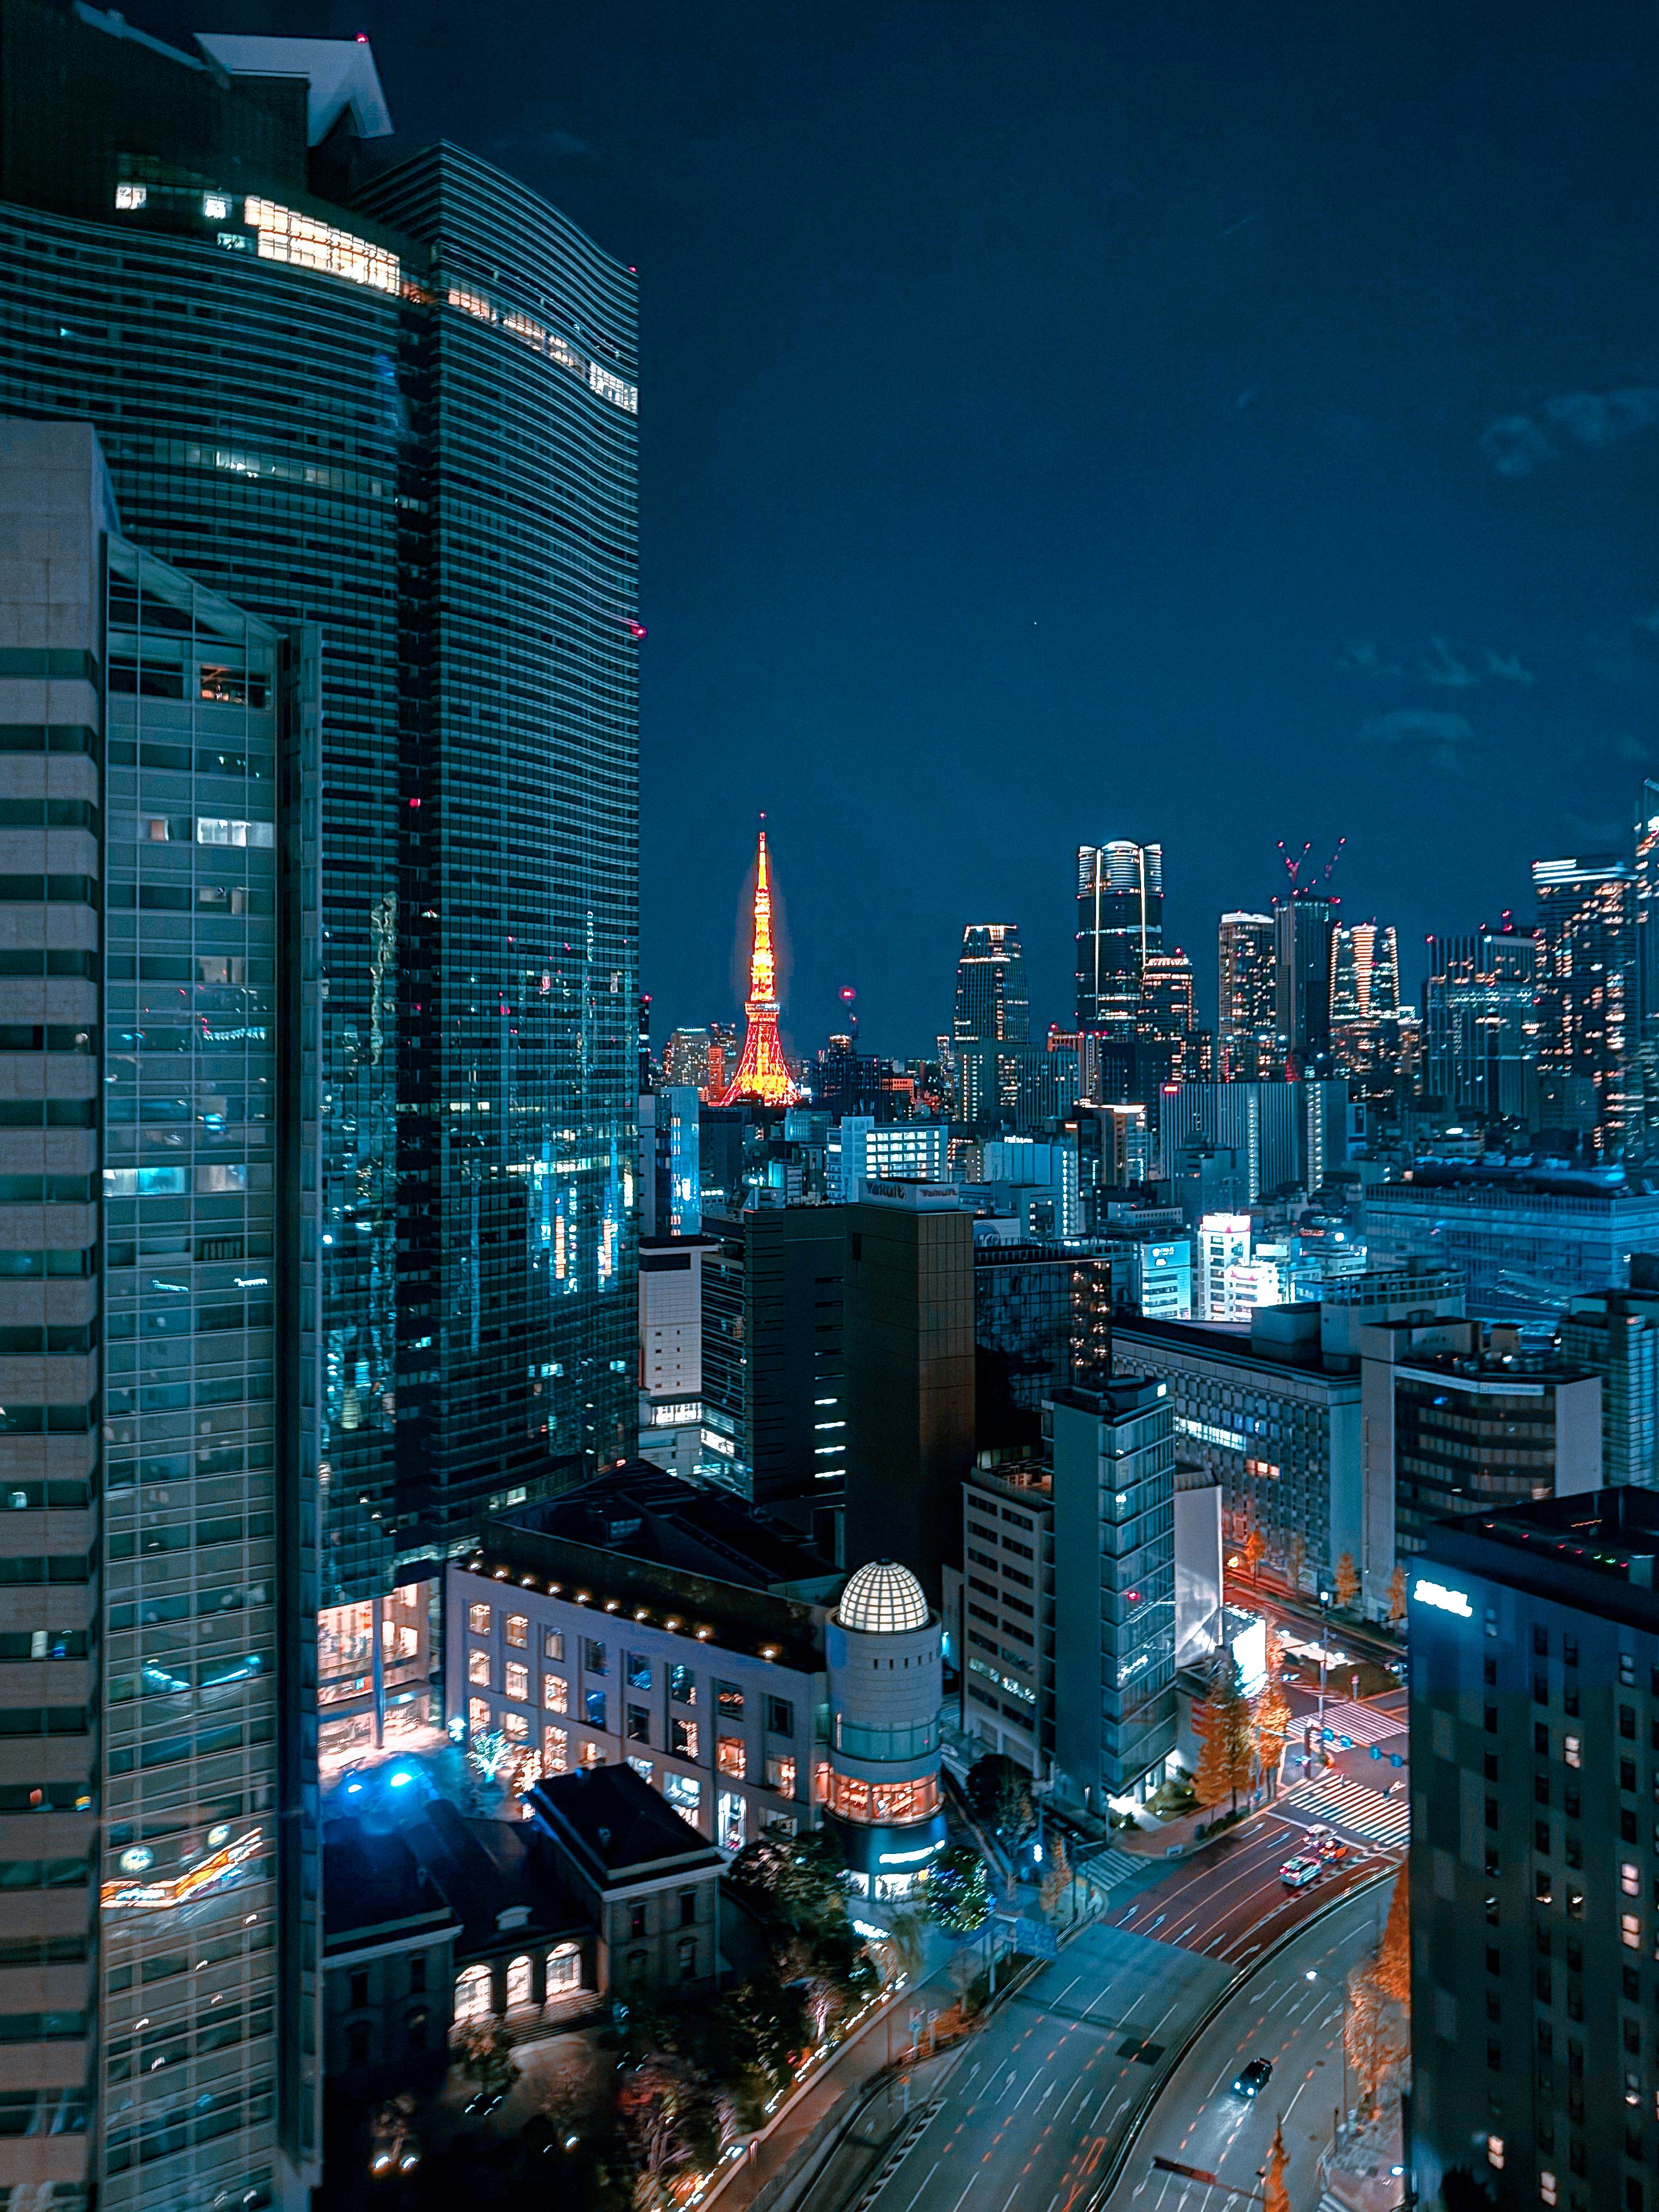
[837,1560,930,1636]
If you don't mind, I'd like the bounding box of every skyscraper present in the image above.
[717,827,799,1107]
[1217,911,1276,1081]
[1076,841,1162,1033]
[1134,947,1206,1094]
[953,923,1030,1045]
[0,7,641,1605]
[0,418,322,2212]
[1533,855,1636,1152]
[1273,888,1338,1077]
[1423,922,1539,1122]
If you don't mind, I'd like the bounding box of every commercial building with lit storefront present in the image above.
[1408,1490,1659,2212]
[823,1564,946,1899]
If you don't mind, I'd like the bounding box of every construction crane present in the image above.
[1277,836,1346,892]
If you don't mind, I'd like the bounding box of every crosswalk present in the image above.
[1076,1846,1145,1890]
[1305,1695,1407,1749]
[1291,1770,1411,1849]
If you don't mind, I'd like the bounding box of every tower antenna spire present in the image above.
[717,821,800,1106]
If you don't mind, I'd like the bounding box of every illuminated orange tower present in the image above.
[718,821,800,1106]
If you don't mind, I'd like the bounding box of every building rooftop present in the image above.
[458,1515,827,1676]
[495,1462,838,1600]
[838,1560,930,1635]
[1423,1489,1659,1633]
[526,1764,723,1886]
[323,1794,579,1961]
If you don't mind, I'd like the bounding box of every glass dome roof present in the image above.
[837,1559,930,1635]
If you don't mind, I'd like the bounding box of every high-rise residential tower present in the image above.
[0,418,322,2212]
[1423,922,1540,1122]
[1217,911,1275,1081]
[952,924,1030,1045]
[1534,855,1637,1154]
[0,7,642,1603]
[1076,841,1162,1033]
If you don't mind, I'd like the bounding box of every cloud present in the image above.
[1419,636,1476,688]
[1359,707,1479,776]
[1484,650,1536,685]
[1613,733,1653,763]
[1481,388,1659,476]
[1339,640,1400,677]
[490,124,592,160]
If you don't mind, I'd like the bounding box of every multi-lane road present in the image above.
[1104,1884,1390,2211]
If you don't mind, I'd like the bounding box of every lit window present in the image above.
[202,192,231,220]
[1539,2171,1557,2205]
[505,1955,532,2007]
[662,1772,702,1822]
[542,1630,564,1661]
[541,1726,568,1775]
[503,1712,528,1743]
[542,1674,569,1713]
[1564,1735,1581,1768]
[454,1965,491,2022]
[584,1690,606,1731]
[1487,2136,1504,2171]
[469,1603,492,1636]
[505,1615,528,1649]
[766,1753,797,1798]
[717,1789,747,1853]
[244,196,399,292]
[504,1663,529,1703]
[717,1735,745,1779]
[114,183,147,211]
[468,1697,489,1736]
[547,1942,580,1993]
[578,1740,603,1768]
[1623,1862,1642,1896]
[466,1650,490,1687]
[1622,1913,1642,1949]
[196,817,274,848]
[671,1718,698,1760]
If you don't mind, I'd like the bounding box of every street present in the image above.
[1104,1882,1392,2211]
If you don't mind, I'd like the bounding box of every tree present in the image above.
[617,2051,697,2211]
[881,1908,927,1983]
[468,1727,512,1790]
[994,1767,1035,1849]
[1344,1965,1389,2115]
[1287,1532,1308,1592]
[1243,1523,1267,1579]
[965,1753,1017,1824]
[456,2022,518,2101]
[1374,1867,1411,2008]
[925,1846,990,1937]
[1334,1552,1361,1610]
[1252,1659,1293,1795]
[1387,1562,1409,1629]
[1193,1655,1254,1814]
[1262,2117,1291,2212]
[729,1826,846,1933]
[1040,1833,1072,1922]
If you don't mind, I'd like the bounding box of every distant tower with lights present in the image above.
[720,822,800,1106]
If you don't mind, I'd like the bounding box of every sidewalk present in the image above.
[699,1959,963,2212]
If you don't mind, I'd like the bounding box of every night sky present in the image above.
[151,0,1659,1058]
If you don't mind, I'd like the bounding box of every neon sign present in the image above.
[1412,1577,1473,1619]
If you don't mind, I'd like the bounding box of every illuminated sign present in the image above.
[1412,1577,1473,1619]
[101,1825,263,1911]
[877,1839,945,1867]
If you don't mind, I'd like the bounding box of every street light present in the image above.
[1314,1586,1333,1774]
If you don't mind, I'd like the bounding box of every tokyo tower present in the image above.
[718,822,800,1107]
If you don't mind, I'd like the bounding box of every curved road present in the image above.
[1103,1882,1394,2212]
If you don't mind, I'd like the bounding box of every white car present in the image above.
[1279,1855,1320,1890]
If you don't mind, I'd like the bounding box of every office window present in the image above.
[717,1735,745,1779]
[504,1663,529,1703]
[584,1640,608,1676]
[766,1696,794,1737]
[627,1706,650,1744]
[585,1691,606,1730]
[716,1682,744,1720]
[543,1630,565,1661]
[578,1740,604,1768]
[543,1674,569,1713]
[1623,1913,1642,1949]
[1623,1862,1642,1896]
[467,1649,490,1687]
[627,1653,652,1689]
[468,1696,489,1737]
[504,1713,528,1743]
[670,1665,696,1705]
[718,1790,747,1852]
[547,1943,581,1992]
[468,1603,492,1636]
[628,1756,653,1785]
[766,1753,797,1798]
[541,1727,568,1774]
[1564,1736,1581,1769]
[663,1772,702,1823]
[505,1616,528,1649]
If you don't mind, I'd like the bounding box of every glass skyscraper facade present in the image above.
[1076,840,1162,1033]
[0,414,322,2212]
[0,5,640,1610]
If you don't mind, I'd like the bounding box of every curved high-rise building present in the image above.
[1076,841,1162,1032]
[0,10,639,2209]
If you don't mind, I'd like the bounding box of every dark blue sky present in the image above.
[162,0,1659,1055]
